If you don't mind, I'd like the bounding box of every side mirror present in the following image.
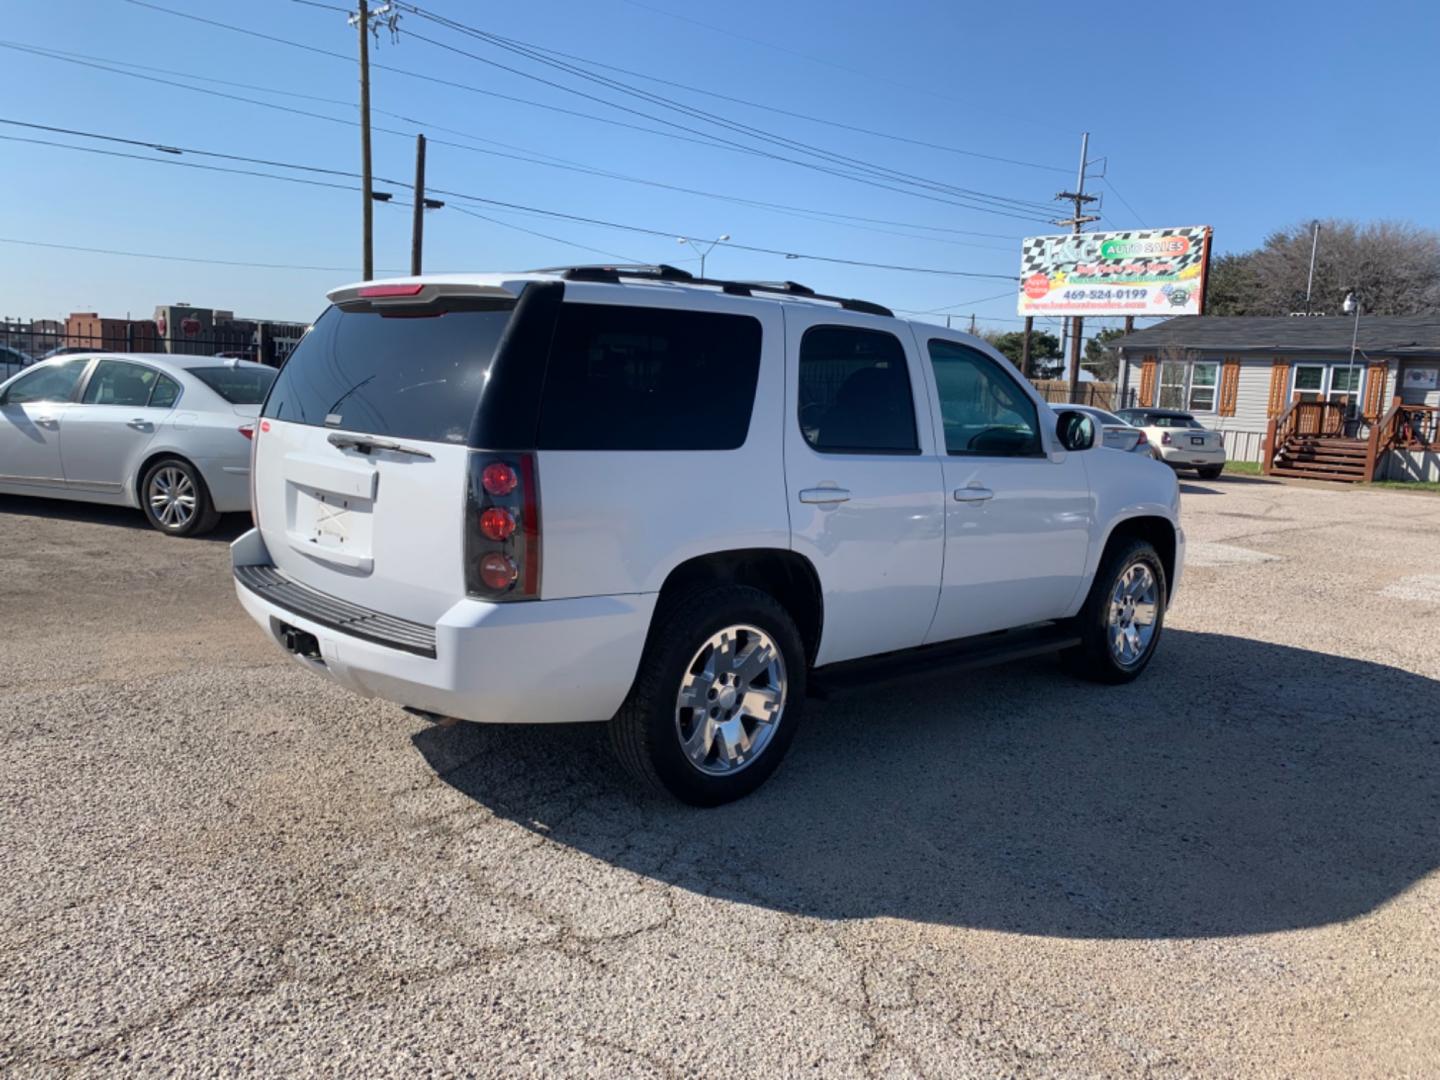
[1055,409,1096,452]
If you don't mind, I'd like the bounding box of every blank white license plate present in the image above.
[292,486,373,556]
[1190,437,1206,446]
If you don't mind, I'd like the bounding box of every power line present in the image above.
[0,235,398,274]
[104,7,1056,223]
[115,0,1053,224]
[448,206,642,264]
[4,123,1017,280]
[0,42,1017,253]
[612,0,1072,135]
[395,5,1058,219]
[1102,177,1148,228]
[290,2,1069,175]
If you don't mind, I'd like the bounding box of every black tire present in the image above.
[1063,536,1167,684]
[140,457,221,537]
[1197,465,1224,480]
[609,584,807,806]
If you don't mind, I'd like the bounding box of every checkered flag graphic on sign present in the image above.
[1020,228,1209,278]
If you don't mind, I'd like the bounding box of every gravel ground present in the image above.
[2,478,1438,1078]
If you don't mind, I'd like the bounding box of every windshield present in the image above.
[261,300,515,443]
[192,366,277,405]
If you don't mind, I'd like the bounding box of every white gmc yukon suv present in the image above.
[233,266,1184,805]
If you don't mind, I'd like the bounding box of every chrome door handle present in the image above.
[799,487,851,505]
[127,418,154,430]
[953,487,994,503]
[35,416,59,427]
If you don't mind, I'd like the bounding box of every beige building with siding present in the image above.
[1113,317,1440,481]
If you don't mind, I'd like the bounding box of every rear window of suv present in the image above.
[537,302,762,451]
[262,300,514,443]
[192,366,277,405]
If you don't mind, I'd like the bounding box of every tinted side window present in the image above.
[537,303,761,451]
[82,360,158,407]
[150,374,181,409]
[263,300,515,444]
[799,326,917,454]
[4,359,87,404]
[927,340,1042,456]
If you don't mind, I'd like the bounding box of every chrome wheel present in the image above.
[148,466,197,529]
[674,624,787,776]
[1108,561,1159,667]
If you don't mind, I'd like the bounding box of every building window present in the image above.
[1158,359,1219,412]
[1188,362,1218,411]
[1292,362,1364,404]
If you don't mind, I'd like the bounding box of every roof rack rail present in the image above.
[533,265,893,318]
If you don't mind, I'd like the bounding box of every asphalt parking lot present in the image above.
[2,478,1438,1078]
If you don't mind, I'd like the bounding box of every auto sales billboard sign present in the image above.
[1017,226,1213,317]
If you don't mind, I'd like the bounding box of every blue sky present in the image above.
[3,0,1437,336]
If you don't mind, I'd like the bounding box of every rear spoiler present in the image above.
[327,281,521,307]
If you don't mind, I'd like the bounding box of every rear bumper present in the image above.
[1158,445,1226,467]
[231,528,656,724]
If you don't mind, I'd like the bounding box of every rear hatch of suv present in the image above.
[252,282,530,626]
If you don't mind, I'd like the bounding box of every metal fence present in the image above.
[1,318,302,368]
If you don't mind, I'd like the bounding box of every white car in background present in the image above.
[0,353,275,535]
[1116,408,1227,479]
[1068,404,1158,458]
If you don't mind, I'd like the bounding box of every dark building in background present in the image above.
[153,303,308,364]
[66,313,161,352]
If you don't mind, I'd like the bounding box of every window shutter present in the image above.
[1218,358,1241,416]
[1138,355,1157,407]
[1363,362,1388,420]
[1266,358,1290,417]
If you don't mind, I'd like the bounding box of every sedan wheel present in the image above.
[149,466,197,529]
[141,458,220,537]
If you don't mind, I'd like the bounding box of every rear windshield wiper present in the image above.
[327,432,434,459]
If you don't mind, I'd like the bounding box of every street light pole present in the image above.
[1304,220,1320,315]
[677,234,729,278]
[1343,290,1361,426]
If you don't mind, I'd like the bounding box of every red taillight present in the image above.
[357,283,425,298]
[465,453,541,601]
[1135,430,1149,446]
[1161,431,1173,445]
[481,461,518,496]
[238,423,255,440]
[479,506,516,541]
[478,552,518,590]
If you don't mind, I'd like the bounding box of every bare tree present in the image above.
[1229,220,1440,316]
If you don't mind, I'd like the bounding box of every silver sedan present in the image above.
[1069,404,1159,458]
[0,353,275,536]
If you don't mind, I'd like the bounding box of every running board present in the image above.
[809,622,1080,698]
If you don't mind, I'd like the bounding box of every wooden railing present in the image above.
[1263,395,1373,477]
[1365,400,1439,481]
[1382,404,1440,450]
[1261,399,1299,475]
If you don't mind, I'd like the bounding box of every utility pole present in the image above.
[355,0,374,280]
[410,133,426,276]
[968,313,976,335]
[1053,132,1100,402]
[1020,315,1034,377]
